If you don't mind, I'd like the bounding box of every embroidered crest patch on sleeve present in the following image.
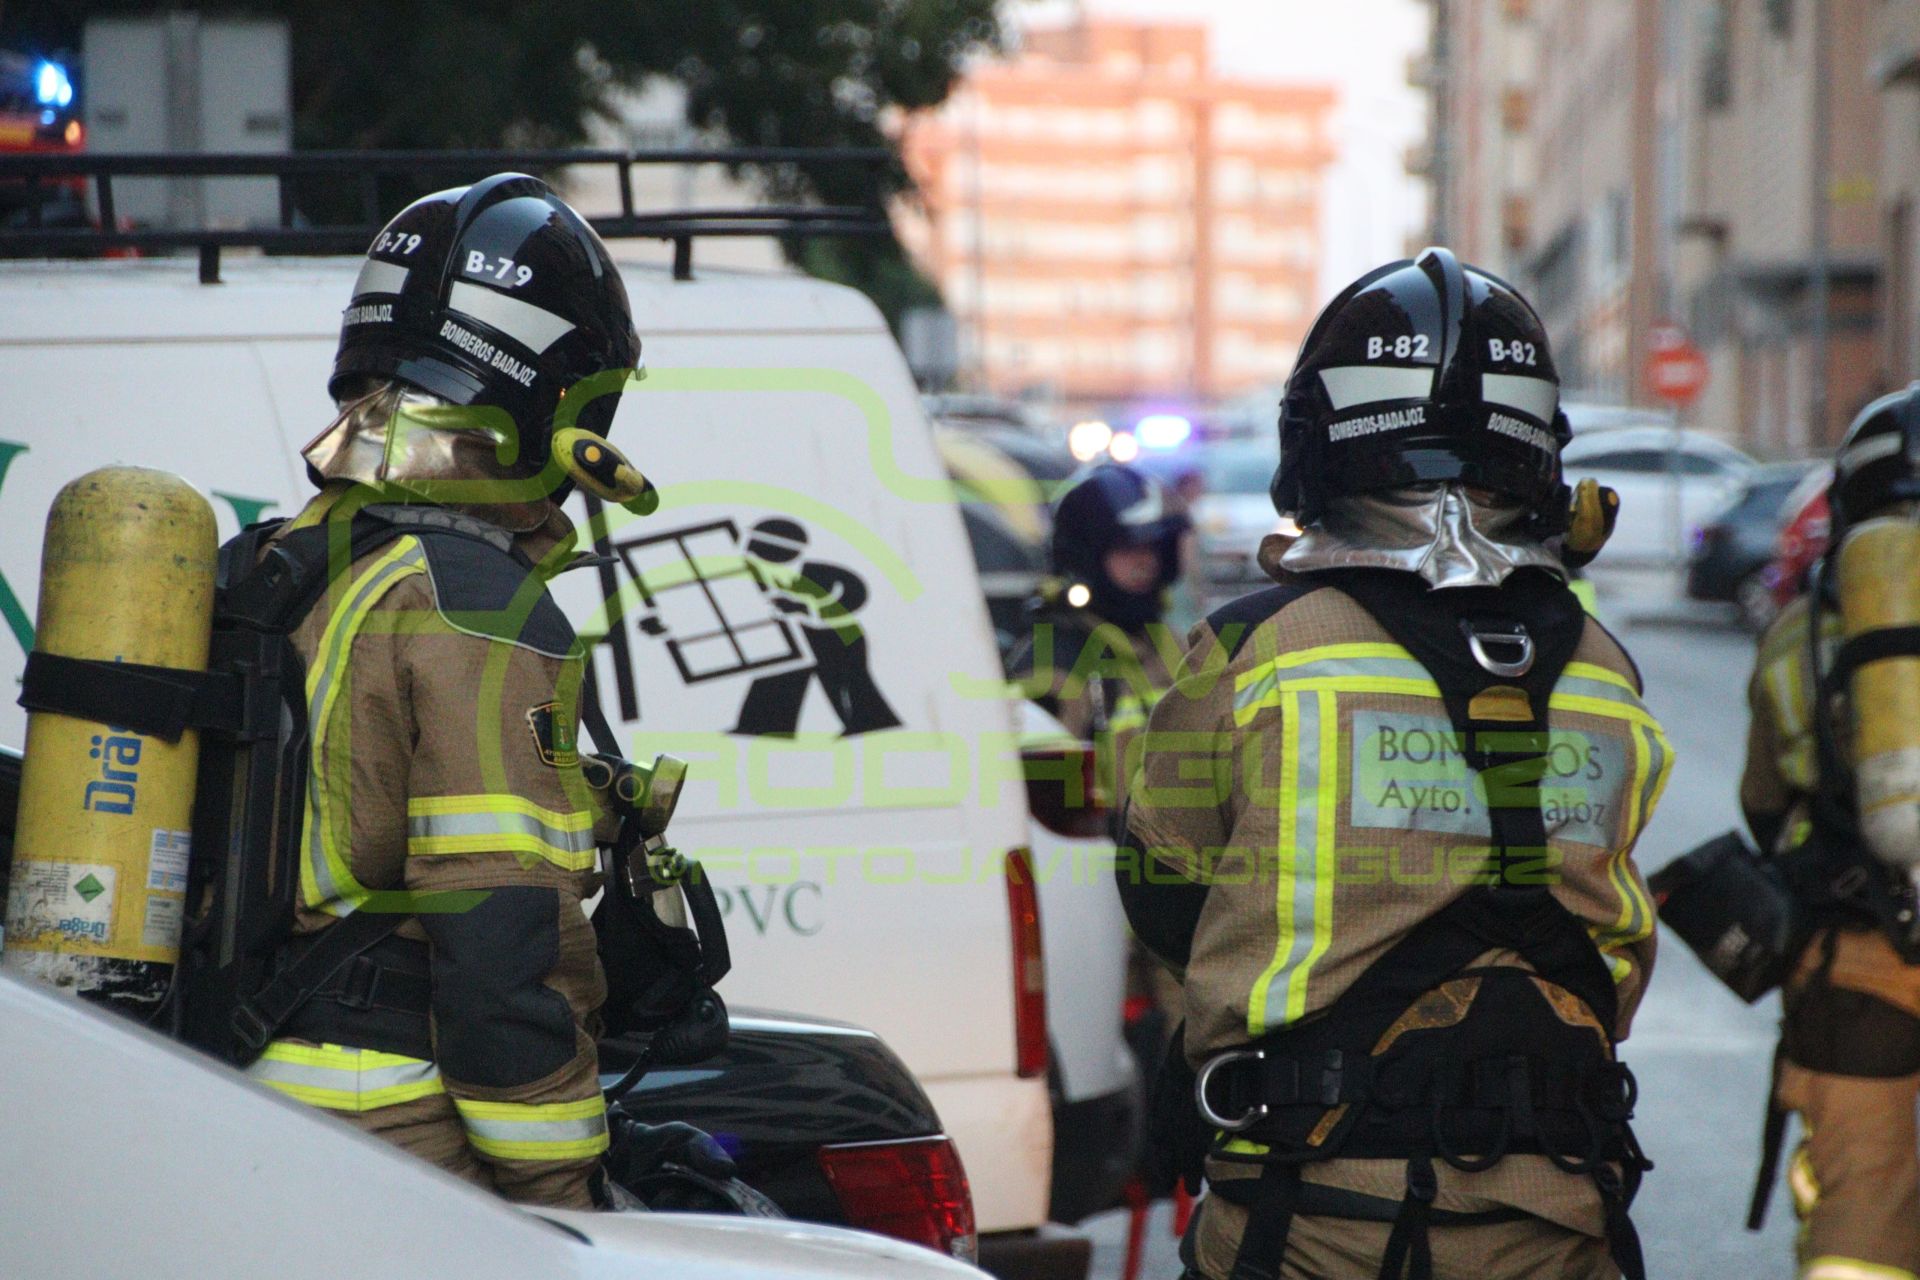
[525,702,579,768]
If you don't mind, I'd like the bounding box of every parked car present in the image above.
[1,965,988,1280]
[609,1010,976,1260]
[0,210,1127,1277]
[0,743,980,1261]
[1560,421,1756,565]
[1685,461,1820,629]
[1188,437,1286,596]
[1768,465,1834,610]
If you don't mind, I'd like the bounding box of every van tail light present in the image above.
[1006,847,1049,1079]
[1023,742,1109,838]
[818,1136,977,1264]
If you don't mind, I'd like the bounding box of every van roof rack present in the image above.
[0,146,894,282]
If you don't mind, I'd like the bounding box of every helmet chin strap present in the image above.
[1280,482,1565,590]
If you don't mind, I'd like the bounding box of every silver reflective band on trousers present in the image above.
[1280,482,1565,590]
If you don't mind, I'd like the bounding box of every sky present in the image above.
[1017,0,1432,307]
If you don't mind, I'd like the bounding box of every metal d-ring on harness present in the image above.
[1188,571,1650,1280]
[1463,618,1535,679]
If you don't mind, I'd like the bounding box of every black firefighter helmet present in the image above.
[330,172,642,476]
[1272,246,1572,535]
[1049,462,1188,628]
[1831,382,1920,540]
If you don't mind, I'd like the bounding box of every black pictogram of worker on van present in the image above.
[729,518,901,738]
[619,515,901,738]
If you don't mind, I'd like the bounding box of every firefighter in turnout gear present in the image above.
[236,175,644,1208]
[1121,248,1667,1280]
[1012,462,1190,819]
[1740,386,1920,1280]
[1011,462,1192,1075]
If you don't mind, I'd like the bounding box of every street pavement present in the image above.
[1084,580,1802,1279]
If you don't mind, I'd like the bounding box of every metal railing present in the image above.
[0,147,894,281]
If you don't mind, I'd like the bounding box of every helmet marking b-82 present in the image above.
[1271,246,1571,534]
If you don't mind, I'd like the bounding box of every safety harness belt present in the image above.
[1201,569,1647,1280]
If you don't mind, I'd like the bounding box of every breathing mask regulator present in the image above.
[1047,462,1189,629]
[1270,246,1621,676]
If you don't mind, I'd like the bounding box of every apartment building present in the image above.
[1414,0,1893,453]
[897,19,1337,404]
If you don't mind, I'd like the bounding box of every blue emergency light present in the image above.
[35,60,74,110]
[1135,413,1193,450]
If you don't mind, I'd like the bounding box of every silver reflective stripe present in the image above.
[458,1111,608,1147]
[1234,655,1436,716]
[1481,373,1560,423]
[353,258,409,298]
[1119,488,1166,527]
[1319,365,1435,411]
[407,809,595,856]
[1839,431,1903,475]
[1554,667,1648,713]
[247,1055,439,1099]
[448,280,575,352]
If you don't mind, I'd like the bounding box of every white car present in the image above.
[1188,438,1286,595]
[0,971,985,1280]
[1561,413,1756,565]
[0,246,1123,1274]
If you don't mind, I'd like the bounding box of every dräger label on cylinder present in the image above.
[142,894,185,950]
[147,829,191,892]
[6,861,119,947]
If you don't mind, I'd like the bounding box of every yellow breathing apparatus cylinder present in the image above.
[1,467,217,1011]
[1837,514,1920,868]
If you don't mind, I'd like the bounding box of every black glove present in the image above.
[606,1115,738,1188]
[1144,1021,1208,1198]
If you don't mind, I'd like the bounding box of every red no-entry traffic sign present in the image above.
[1647,324,1709,406]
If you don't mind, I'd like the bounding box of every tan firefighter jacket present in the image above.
[242,487,612,1209]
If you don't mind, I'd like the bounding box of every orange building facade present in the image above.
[898,21,1337,404]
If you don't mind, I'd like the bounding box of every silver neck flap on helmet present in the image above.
[1279,481,1564,590]
[302,381,554,532]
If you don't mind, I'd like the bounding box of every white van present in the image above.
[0,247,1131,1270]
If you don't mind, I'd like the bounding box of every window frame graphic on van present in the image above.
[613,518,805,685]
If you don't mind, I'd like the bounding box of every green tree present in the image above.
[3,1,1000,324]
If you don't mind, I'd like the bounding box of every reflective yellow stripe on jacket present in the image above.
[452,1096,610,1161]
[247,1040,445,1112]
[1803,1260,1920,1280]
[302,537,429,914]
[406,794,596,871]
[1231,642,1669,1037]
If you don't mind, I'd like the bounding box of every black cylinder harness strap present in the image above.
[1192,569,1649,1280]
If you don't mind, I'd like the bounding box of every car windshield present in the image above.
[1203,443,1276,495]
